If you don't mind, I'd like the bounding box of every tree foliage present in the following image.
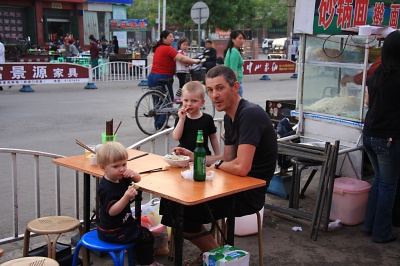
[127,0,288,34]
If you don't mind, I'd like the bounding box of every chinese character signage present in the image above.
[294,0,400,35]
[243,60,296,75]
[109,19,147,31]
[0,7,26,40]
[0,63,89,85]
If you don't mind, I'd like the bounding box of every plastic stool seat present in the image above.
[289,157,323,209]
[72,230,135,266]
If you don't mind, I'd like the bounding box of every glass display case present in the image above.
[300,34,380,122]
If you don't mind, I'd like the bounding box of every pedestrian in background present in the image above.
[112,36,119,54]
[175,37,190,102]
[224,30,245,97]
[148,30,200,130]
[203,40,217,73]
[89,35,100,79]
[361,30,400,243]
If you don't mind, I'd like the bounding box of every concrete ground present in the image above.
[1,71,399,265]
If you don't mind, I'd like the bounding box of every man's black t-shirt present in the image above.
[224,99,277,189]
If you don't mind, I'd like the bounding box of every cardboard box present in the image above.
[203,245,249,266]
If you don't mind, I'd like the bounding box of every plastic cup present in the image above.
[189,162,194,173]
[101,132,116,144]
[85,145,96,158]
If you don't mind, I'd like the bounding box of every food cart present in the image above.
[291,1,399,178]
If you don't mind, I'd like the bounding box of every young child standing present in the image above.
[173,81,220,155]
[96,142,162,266]
[175,38,190,102]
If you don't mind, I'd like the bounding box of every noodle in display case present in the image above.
[294,34,379,179]
[300,35,376,122]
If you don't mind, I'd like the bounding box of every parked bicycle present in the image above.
[135,58,215,135]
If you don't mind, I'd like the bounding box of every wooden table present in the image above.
[53,150,265,265]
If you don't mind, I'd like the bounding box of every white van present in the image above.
[268,37,287,59]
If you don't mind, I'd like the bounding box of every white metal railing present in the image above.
[92,61,151,82]
[0,148,80,244]
[0,119,223,244]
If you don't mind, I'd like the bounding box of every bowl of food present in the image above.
[163,154,190,168]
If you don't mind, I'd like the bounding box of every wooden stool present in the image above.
[0,256,59,266]
[22,216,87,266]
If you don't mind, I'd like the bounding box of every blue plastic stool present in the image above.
[72,229,135,266]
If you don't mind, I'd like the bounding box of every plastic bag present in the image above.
[131,198,169,255]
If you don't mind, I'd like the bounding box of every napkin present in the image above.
[181,170,215,181]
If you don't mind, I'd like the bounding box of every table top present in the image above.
[53,150,266,206]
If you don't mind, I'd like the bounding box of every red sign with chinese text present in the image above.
[314,0,400,34]
[243,60,296,75]
[0,63,89,85]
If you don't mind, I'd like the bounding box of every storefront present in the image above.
[0,0,83,45]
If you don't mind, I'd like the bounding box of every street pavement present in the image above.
[1,71,399,265]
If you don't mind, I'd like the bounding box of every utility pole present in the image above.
[163,0,166,30]
[287,0,295,58]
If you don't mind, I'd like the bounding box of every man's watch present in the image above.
[215,159,224,169]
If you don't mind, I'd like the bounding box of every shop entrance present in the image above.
[45,18,70,42]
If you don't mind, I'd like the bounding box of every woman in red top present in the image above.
[148,30,200,129]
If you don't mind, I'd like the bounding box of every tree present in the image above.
[127,0,288,39]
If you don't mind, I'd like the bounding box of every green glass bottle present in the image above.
[194,130,206,182]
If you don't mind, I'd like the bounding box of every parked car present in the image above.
[268,37,287,59]
[261,38,274,54]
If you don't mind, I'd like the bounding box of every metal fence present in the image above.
[92,60,150,83]
[0,119,224,244]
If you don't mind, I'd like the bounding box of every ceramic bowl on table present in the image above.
[163,154,190,168]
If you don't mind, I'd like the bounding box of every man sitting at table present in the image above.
[161,65,277,261]
[67,40,79,57]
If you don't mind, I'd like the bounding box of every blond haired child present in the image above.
[173,81,220,155]
[96,142,163,266]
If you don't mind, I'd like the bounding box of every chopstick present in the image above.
[76,139,96,154]
[127,153,149,161]
[139,168,168,174]
[114,121,122,135]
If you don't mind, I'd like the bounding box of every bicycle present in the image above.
[135,78,181,135]
[135,61,215,135]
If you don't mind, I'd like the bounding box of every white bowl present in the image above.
[88,154,98,166]
[163,154,190,168]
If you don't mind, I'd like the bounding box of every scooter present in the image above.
[189,54,207,83]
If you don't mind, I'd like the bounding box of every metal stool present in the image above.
[72,230,135,266]
[0,256,59,266]
[22,216,87,266]
[289,157,323,209]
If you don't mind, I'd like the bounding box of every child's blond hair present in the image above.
[182,81,205,99]
[96,142,128,167]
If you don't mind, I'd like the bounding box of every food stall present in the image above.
[291,1,398,178]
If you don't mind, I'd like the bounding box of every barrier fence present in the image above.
[0,61,150,92]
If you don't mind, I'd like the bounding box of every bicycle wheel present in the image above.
[135,90,170,135]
